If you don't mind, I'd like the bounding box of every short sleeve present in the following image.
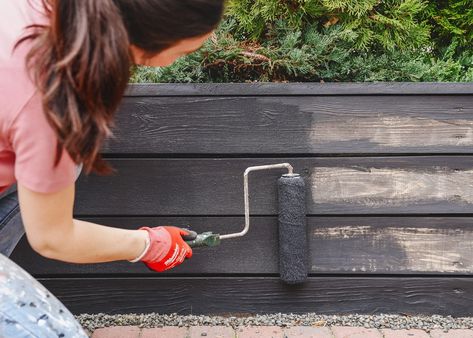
[10,91,77,193]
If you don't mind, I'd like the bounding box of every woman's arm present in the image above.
[17,182,149,263]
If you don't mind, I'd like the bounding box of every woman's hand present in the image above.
[17,182,171,264]
[18,182,195,266]
[138,226,194,272]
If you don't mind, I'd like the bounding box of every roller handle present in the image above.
[182,230,221,248]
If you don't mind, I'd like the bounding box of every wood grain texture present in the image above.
[74,157,473,215]
[11,217,473,275]
[106,95,473,154]
[39,276,473,316]
[125,83,473,96]
[34,84,473,316]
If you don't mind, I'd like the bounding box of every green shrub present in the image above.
[425,0,473,54]
[131,0,473,83]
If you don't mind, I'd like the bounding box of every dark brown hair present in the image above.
[18,0,224,174]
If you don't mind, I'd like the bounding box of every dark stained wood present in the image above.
[106,95,473,154]
[19,83,473,316]
[74,157,473,216]
[125,83,473,96]
[40,276,473,316]
[12,217,473,275]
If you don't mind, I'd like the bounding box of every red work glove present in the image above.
[138,226,194,272]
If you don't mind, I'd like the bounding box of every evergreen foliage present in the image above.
[425,0,473,53]
[131,0,473,83]
[227,0,430,51]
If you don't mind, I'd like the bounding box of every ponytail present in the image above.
[18,0,131,174]
[18,0,224,175]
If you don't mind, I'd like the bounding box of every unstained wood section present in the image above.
[40,276,473,316]
[11,217,473,275]
[105,95,473,154]
[74,157,473,215]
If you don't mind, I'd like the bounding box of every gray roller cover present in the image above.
[277,174,308,284]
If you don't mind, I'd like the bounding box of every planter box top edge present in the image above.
[125,82,473,97]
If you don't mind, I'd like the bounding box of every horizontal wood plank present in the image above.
[125,83,473,96]
[74,157,473,215]
[11,217,473,275]
[23,84,473,317]
[106,95,473,154]
[40,276,473,316]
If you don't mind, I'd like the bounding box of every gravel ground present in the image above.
[76,313,473,332]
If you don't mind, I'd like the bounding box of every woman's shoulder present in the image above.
[0,58,37,136]
[0,0,46,62]
[0,0,47,131]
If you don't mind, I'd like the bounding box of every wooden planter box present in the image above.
[10,83,473,316]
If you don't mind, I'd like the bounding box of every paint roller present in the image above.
[184,163,308,284]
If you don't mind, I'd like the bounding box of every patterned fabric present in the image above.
[0,254,88,337]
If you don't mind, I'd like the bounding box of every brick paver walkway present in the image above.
[91,326,473,337]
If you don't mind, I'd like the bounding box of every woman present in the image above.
[0,0,224,336]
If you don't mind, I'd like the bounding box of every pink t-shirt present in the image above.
[0,0,77,194]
